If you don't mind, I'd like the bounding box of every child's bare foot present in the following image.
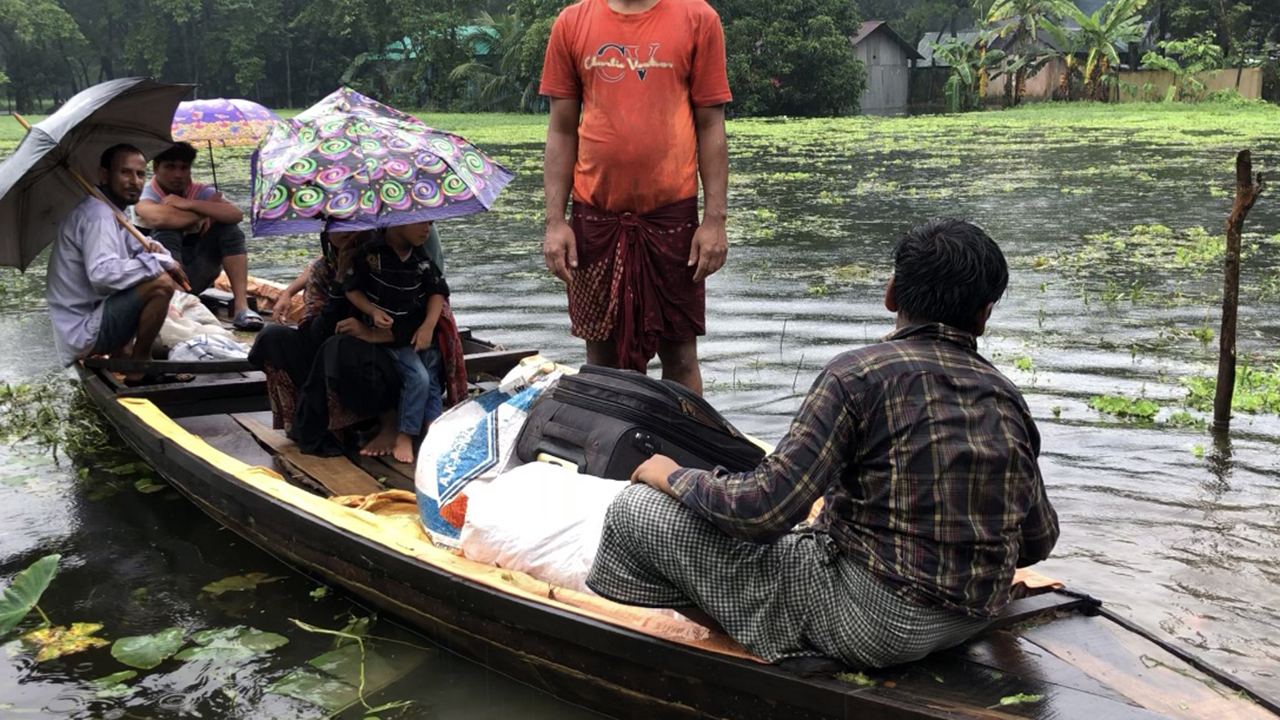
[392,433,415,464]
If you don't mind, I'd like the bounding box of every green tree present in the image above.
[985,0,1075,105]
[1141,31,1224,101]
[1156,0,1280,58]
[1048,0,1149,101]
[933,36,1006,111]
[450,12,543,112]
[720,0,866,116]
[0,0,89,111]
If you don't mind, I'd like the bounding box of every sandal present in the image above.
[123,372,196,387]
[233,309,265,332]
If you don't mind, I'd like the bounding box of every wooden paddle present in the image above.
[11,111,191,290]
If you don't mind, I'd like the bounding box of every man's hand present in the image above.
[631,454,681,497]
[687,219,727,283]
[166,262,189,290]
[371,309,393,329]
[161,194,192,211]
[543,218,578,284]
[412,323,435,351]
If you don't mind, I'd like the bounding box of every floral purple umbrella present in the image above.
[249,87,513,236]
[172,98,280,186]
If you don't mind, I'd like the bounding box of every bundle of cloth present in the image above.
[157,290,250,361]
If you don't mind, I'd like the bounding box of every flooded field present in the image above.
[2,101,1278,716]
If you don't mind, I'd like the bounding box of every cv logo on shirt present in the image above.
[584,43,674,83]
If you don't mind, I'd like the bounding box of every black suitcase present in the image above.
[515,365,767,480]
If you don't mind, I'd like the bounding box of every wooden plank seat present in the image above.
[233,413,386,497]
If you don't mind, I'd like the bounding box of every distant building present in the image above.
[851,21,923,115]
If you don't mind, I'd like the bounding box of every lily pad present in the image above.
[0,554,59,636]
[21,622,109,662]
[201,572,286,596]
[90,670,138,699]
[111,626,186,669]
[173,626,288,662]
[267,670,360,711]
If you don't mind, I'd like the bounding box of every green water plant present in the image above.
[0,554,60,636]
[111,627,187,669]
[1184,359,1280,415]
[0,376,112,462]
[173,626,289,662]
[1090,394,1159,421]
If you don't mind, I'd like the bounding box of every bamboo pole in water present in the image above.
[1212,150,1264,432]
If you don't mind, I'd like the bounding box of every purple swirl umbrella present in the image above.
[250,87,513,236]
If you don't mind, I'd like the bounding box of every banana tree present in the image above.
[1058,0,1150,101]
[986,0,1077,105]
[933,36,1007,112]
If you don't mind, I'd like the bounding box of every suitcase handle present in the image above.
[542,420,591,449]
[532,437,587,473]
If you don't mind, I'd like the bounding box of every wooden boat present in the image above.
[74,289,1280,720]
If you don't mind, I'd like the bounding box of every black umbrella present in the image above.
[0,77,194,271]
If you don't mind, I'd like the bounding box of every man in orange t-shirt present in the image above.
[540,0,732,392]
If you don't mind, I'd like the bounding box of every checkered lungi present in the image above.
[586,485,989,668]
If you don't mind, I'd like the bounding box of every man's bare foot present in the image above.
[360,427,398,457]
[393,433,415,464]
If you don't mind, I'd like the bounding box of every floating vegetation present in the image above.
[1183,360,1280,415]
[1165,411,1208,430]
[1059,224,1233,278]
[22,622,109,662]
[172,626,290,662]
[1090,395,1160,421]
[111,627,187,669]
[201,572,287,596]
[89,670,139,699]
[0,376,112,463]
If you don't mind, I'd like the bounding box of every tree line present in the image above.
[1,0,1275,116]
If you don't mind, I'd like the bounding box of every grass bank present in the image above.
[3,99,1278,153]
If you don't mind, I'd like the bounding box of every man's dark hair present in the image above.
[99,144,144,171]
[891,219,1008,334]
[153,141,198,165]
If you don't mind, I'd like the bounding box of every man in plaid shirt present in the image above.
[587,219,1059,668]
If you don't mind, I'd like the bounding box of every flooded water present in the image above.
[2,106,1279,715]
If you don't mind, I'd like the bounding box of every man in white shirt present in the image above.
[45,144,187,383]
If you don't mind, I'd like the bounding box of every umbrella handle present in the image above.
[11,112,192,292]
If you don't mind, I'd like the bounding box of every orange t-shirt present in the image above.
[540,0,732,214]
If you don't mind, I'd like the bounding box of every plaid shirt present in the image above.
[670,323,1059,618]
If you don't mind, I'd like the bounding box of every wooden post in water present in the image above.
[1212,150,1264,432]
